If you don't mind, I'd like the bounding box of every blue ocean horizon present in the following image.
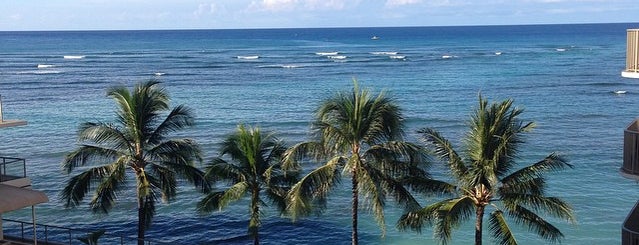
[1,22,638,244]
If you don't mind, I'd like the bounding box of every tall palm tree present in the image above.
[197,124,296,245]
[397,95,575,245]
[283,81,435,245]
[61,80,208,245]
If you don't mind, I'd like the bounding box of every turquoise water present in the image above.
[1,23,638,244]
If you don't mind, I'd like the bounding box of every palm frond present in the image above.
[204,158,247,183]
[499,177,546,197]
[146,163,177,202]
[62,145,122,173]
[401,176,456,196]
[508,205,564,243]
[197,181,249,213]
[136,168,154,201]
[148,138,203,165]
[501,153,571,186]
[435,196,475,244]
[77,122,130,150]
[466,95,535,179]
[286,156,342,221]
[61,163,118,209]
[281,141,324,171]
[501,193,574,222]
[357,166,387,236]
[141,192,158,229]
[264,185,288,214]
[419,128,467,180]
[489,209,518,245]
[364,141,429,177]
[397,200,446,233]
[148,105,195,145]
[88,161,127,214]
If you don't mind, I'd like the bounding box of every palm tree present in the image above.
[397,95,575,245]
[197,124,296,245]
[283,81,434,245]
[61,80,208,245]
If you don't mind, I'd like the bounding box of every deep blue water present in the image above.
[1,23,638,244]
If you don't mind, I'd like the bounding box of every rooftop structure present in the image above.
[0,95,26,129]
[622,29,639,79]
[0,96,48,245]
[621,28,639,245]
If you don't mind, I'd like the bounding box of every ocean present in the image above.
[0,23,638,244]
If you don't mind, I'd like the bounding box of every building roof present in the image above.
[0,184,48,213]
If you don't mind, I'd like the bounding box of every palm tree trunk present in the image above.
[351,169,359,245]
[475,205,485,245]
[252,188,260,245]
[138,198,145,245]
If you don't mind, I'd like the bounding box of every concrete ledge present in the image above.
[622,71,639,79]
[0,120,26,128]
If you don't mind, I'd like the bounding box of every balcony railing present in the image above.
[0,156,26,183]
[623,29,639,78]
[2,218,170,245]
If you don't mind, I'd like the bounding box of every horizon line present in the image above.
[2,21,638,33]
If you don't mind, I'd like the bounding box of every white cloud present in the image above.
[9,13,23,21]
[304,0,346,10]
[249,0,299,12]
[194,3,216,17]
[385,0,422,7]
[247,0,354,12]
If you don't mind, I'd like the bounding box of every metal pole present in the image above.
[32,206,37,245]
[0,213,3,240]
[0,94,4,122]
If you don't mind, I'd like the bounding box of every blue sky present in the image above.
[2,0,638,31]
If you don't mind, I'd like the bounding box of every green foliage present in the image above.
[398,95,575,245]
[61,80,207,244]
[197,124,297,245]
[284,80,432,243]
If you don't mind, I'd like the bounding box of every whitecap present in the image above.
[315,52,338,56]
[442,55,453,59]
[327,55,347,60]
[237,55,259,60]
[18,70,62,74]
[63,55,85,59]
[281,65,302,68]
[556,48,566,52]
[371,52,397,55]
[258,64,303,69]
[389,55,406,60]
[37,64,55,68]
[154,72,165,76]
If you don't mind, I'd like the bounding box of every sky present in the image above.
[1,0,638,31]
